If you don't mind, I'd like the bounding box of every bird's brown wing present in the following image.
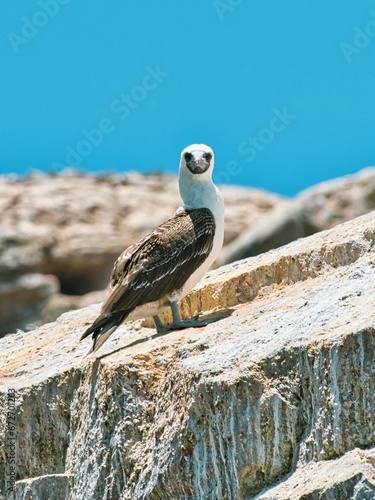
[101,208,215,314]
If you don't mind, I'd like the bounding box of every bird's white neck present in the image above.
[178,168,224,217]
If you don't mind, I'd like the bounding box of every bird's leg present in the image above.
[152,315,166,334]
[152,302,222,333]
[170,301,198,325]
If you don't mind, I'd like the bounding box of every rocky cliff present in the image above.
[1,211,375,499]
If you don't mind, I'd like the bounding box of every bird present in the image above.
[80,144,225,355]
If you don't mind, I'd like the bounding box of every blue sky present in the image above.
[1,1,374,196]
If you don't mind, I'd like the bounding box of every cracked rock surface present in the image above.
[1,212,375,499]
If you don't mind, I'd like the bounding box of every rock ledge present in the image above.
[1,212,375,499]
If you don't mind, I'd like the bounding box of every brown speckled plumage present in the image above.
[81,208,215,345]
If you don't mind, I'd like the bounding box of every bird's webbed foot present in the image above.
[152,302,222,334]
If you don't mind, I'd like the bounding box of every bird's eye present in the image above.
[184,152,193,162]
[204,153,212,161]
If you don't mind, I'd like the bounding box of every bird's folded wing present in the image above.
[102,208,215,314]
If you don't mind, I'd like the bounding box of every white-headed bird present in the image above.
[81,144,225,354]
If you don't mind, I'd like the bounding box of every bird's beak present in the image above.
[189,159,210,174]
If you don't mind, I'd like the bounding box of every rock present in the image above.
[0,171,281,283]
[1,211,375,499]
[0,273,59,336]
[14,474,73,500]
[222,166,375,264]
[300,166,375,228]
[257,447,375,499]
[219,185,283,246]
[0,170,282,335]
[219,200,318,264]
[40,289,107,325]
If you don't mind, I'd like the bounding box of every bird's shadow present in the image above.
[92,307,234,361]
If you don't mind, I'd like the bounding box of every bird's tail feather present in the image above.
[81,310,130,356]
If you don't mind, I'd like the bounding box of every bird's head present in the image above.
[178,144,217,208]
[179,144,214,180]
